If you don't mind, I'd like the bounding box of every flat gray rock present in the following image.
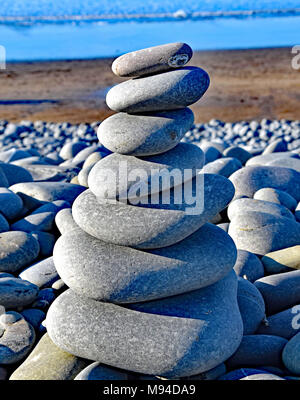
[88,143,204,200]
[228,212,300,256]
[282,332,300,375]
[0,188,23,220]
[0,276,39,308]
[19,257,58,289]
[254,188,297,211]
[0,312,35,365]
[10,333,88,380]
[254,270,300,315]
[98,109,194,156]
[46,271,243,378]
[112,42,193,77]
[106,67,210,113]
[53,223,237,303]
[227,198,295,221]
[233,249,265,282]
[10,181,85,203]
[229,166,300,201]
[73,173,234,249]
[0,231,40,273]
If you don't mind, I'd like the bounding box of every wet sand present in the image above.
[0,47,299,124]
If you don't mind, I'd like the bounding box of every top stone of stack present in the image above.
[112,42,193,77]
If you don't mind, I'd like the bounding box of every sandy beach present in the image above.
[1,47,299,124]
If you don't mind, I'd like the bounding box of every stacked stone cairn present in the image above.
[44,43,244,378]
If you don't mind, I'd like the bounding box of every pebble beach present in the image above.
[0,41,300,383]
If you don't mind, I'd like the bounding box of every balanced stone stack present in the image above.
[45,43,244,378]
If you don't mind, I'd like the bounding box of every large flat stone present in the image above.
[46,271,243,378]
[88,143,204,200]
[73,173,234,249]
[53,223,237,303]
[106,67,210,113]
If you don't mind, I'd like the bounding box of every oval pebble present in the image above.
[0,188,23,220]
[106,67,210,113]
[0,312,35,364]
[254,270,300,315]
[0,231,40,272]
[74,362,129,380]
[98,109,194,156]
[112,42,193,77]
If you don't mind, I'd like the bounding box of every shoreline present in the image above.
[0,47,299,124]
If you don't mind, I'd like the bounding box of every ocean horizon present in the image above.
[1,0,300,61]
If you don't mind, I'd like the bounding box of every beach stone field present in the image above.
[0,42,300,381]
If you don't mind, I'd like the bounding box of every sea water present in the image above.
[0,0,300,61]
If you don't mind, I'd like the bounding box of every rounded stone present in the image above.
[19,257,58,289]
[74,362,129,380]
[240,373,285,380]
[46,271,243,378]
[254,188,297,211]
[0,231,40,272]
[55,208,78,234]
[106,67,210,113]
[227,198,295,221]
[112,42,193,77]
[73,173,235,249]
[229,166,300,202]
[0,276,39,308]
[257,306,300,339]
[218,368,282,380]
[228,212,300,256]
[226,335,287,369]
[0,312,35,365]
[246,152,298,167]
[254,270,300,315]
[223,146,252,165]
[0,188,23,220]
[282,332,300,375]
[53,223,237,303]
[9,333,88,380]
[88,143,204,200]
[59,141,88,161]
[262,246,300,274]
[233,250,265,282]
[98,109,194,156]
[237,278,266,335]
[202,157,242,178]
